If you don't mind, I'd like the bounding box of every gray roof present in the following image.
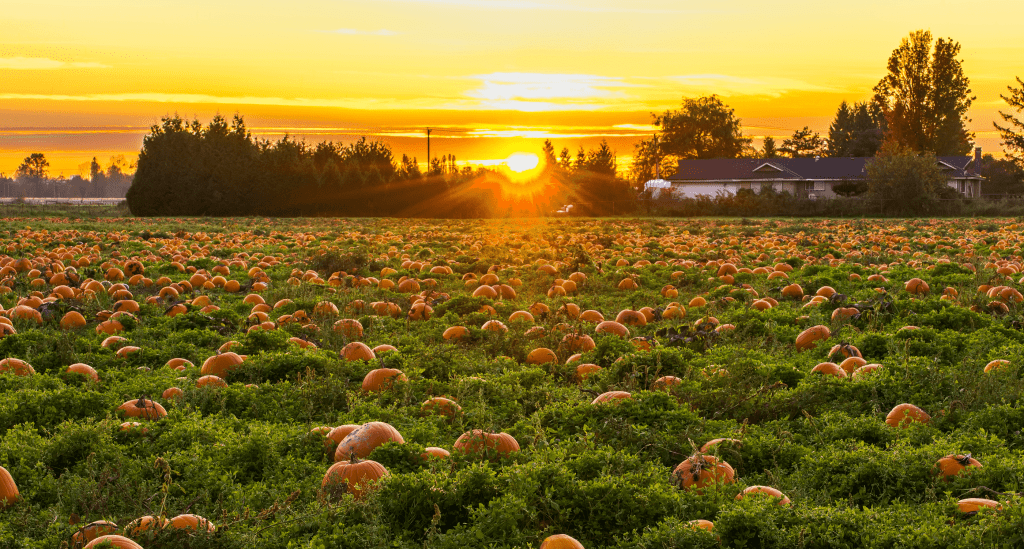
[665,156,980,182]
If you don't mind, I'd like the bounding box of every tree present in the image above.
[979,153,1024,195]
[832,179,869,197]
[654,95,751,160]
[629,135,675,187]
[16,153,49,180]
[828,100,886,157]
[994,76,1024,165]
[761,136,779,159]
[779,127,826,158]
[873,30,974,156]
[866,141,949,213]
[541,139,558,169]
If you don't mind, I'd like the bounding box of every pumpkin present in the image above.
[67,363,99,382]
[838,356,867,375]
[333,318,364,339]
[575,364,602,382]
[82,535,143,549]
[0,358,35,376]
[165,513,215,533]
[321,456,390,500]
[361,368,408,392]
[335,422,404,461]
[421,397,462,418]
[592,391,631,404]
[508,310,535,323]
[481,319,508,332]
[957,498,1001,513]
[560,333,595,353]
[200,351,244,378]
[595,320,630,338]
[539,534,585,549]
[934,454,981,479]
[443,326,470,340]
[166,358,194,371]
[70,520,118,549]
[60,311,87,330]
[0,466,18,508]
[196,375,228,388]
[579,310,604,323]
[811,362,846,378]
[852,364,883,378]
[885,403,930,428]
[795,325,830,350]
[688,519,714,531]
[904,277,930,295]
[421,447,451,460]
[984,359,1010,373]
[340,342,376,361]
[735,485,790,505]
[526,348,557,365]
[652,376,682,390]
[161,386,184,400]
[453,430,520,457]
[671,454,735,491]
[614,309,647,327]
[323,424,360,450]
[117,397,167,420]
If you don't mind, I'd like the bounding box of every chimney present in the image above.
[975,147,982,175]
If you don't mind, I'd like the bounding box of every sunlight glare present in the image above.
[505,152,539,172]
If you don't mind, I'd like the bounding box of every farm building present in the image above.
[651,148,984,199]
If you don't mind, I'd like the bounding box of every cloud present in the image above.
[323,28,398,36]
[372,0,689,14]
[466,73,633,103]
[0,57,110,70]
[665,74,838,98]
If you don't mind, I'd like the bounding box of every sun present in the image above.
[505,152,539,173]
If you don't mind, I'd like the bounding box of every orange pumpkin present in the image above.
[453,430,520,457]
[82,535,143,549]
[934,454,982,479]
[592,391,631,404]
[361,368,408,392]
[885,403,930,428]
[70,520,118,549]
[117,397,167,420]
[0,466,18,508]
[321,456,390,500]
[334,422,405,461]
[200,351,244,378]
[539,534,585,549]
[671,454,735,491]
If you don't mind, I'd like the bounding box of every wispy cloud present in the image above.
[666,74,838,98]
[0,57,110,70]
[374,0,688,14]
[466,73,633,102]
[322,28,398,36]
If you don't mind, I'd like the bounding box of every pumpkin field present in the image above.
[1,215,1024,548]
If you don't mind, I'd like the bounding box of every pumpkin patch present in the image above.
[0,216,1022,547]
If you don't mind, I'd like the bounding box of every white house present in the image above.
[659,148,984,199]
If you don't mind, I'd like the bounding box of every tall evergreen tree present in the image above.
[780,127,826,158]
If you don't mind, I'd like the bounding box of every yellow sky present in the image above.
[2,0,1024,174]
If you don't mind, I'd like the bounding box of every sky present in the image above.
[2,0,1024,176]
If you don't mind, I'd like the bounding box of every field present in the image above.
[0,215,1023,548]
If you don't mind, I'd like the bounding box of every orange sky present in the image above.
[2,0,1023,175]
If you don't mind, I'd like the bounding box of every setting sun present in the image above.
[505,152,540,173]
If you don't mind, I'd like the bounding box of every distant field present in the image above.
[0,216,1022,548]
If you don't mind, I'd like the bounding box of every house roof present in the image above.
[665,156,981,182]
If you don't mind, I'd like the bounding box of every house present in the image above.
[652,148,984,199]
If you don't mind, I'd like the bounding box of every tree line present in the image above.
[125,114,636,217]
[0,154,133,199]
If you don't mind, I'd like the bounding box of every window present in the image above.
[813,181,826,191]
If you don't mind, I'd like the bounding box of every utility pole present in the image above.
[426,128,432,173]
